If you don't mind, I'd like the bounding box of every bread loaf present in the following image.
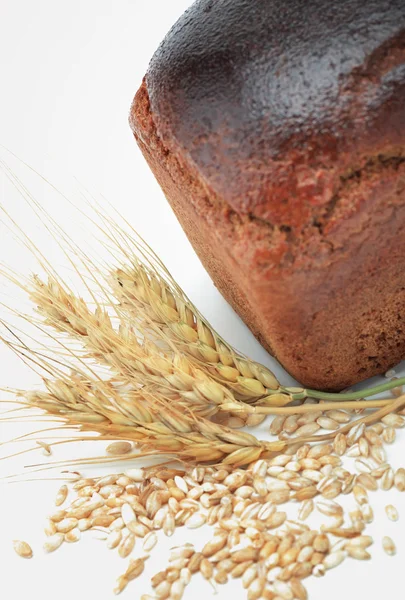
[130,0,405,390]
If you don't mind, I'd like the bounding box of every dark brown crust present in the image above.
[129,0,405,390]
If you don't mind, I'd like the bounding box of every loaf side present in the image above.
[130,0,405,389]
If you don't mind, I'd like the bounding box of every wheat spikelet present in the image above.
[110,262,283,402]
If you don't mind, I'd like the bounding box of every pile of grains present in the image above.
[14,404,404,599]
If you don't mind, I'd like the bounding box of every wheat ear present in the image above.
[110,264,285,400]
[29,275,252,419]
[8,357,285,467]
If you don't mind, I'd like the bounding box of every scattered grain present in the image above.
[65,528,81,543]
[382,536,396,556]
[106,441,133,455]
[323,551,346,570]
[385,505,399,522]
[142,531,157,552]
[270,416,286,436]
[382,427,396,444]
[13,540,33,558]
[395,468,405,491]
[43,533,64,553]
[381,468,394,491]
[317,417,339,430]
[107,530,122,549]
[118,533,135,558]
[298,499,314,521]
[381,414,404,428]
[294,423,321,437]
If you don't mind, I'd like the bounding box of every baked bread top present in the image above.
[146,0,405,264]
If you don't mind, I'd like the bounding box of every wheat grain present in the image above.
[364,429,382,446]
[56,518,78,533]
[106,441,133,455]
[113,575,129,595]
[151,570,167,588]
[270,416,286,435]
[273,580,294,599]
[385,505,399,521]
[381,468,394,491]
[170,578,185,599]
[346,547,371,560]
[49,509,66,522]
[65,528,81,543]
[143,531,157,552]
[55,484,68,506]
[44,519,57,536]
[155,580,171,599]
[110,517,124,531]
[118,533,135,558]
[294,423,321,437]
[353,484,368,505]
[121,503,136,526]
[381,414,405,428]
[78,518,92,531]
[382,536,396,556]
[247,577,265,600]
[317,417,339,431]
[290,578,308,600]
[355,459,372,474]
[357,473,378,491]
[107,530,122,549]
[346,444,361,457]
[394,468,405,491]
[382,427,396,444]
[13,540,33,558]
[323,551,346,570]
[43,533,64,553]
[370,445,387,464]
[360,504,374,524]
[298,500,314,521]
[125,557,147,581]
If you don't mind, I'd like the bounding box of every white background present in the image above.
[0,1,404,599]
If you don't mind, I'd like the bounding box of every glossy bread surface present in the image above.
[147,0,405,237]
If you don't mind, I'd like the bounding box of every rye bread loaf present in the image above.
[130,0,405,390]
